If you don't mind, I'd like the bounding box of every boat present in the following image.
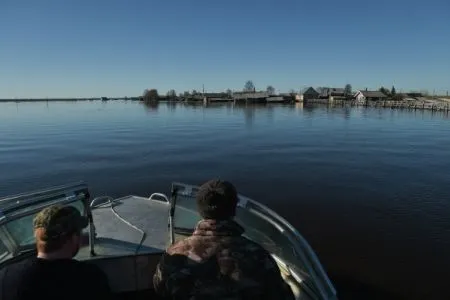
[0,182,337,300]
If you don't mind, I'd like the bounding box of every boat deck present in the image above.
[77,195,170,259]
[75,196,170,293]
[0,182,336,299]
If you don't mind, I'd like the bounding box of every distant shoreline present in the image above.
[1,97,449,113]
[0,97,139,102]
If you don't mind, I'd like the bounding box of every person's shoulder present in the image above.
[1,256,36,276]
[0,257,38,298]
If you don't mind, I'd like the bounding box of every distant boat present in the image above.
[101,97,108,101]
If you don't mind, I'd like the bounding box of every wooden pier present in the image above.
[305,99,450,112]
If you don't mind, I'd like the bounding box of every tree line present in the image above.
[379,86,404,100]
[143,82,415,102]
[143,80,278,102]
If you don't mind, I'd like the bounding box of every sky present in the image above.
[1,0,449,98]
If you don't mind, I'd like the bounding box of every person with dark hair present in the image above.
[1,205,112,300]
[153,179,295,299]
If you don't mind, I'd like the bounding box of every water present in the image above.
[1,100,449,299]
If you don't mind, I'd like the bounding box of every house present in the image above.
[317,88,329,99]
[316,87,346,99]
[328,88,345,98]
[355,90,388,101]
[233,91,268,103]
[203,92,232,102]
[203,92,229,99]
[302,87,319,100]
[279,93,297,101]
[183,94,203,102]
[184,93,228,102]
[295,94,303,102]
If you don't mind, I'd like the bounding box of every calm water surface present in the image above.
[1,101,449,299]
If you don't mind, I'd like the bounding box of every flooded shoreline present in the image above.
[2,96,450,113]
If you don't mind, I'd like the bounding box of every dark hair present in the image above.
[196,179,238,220]
[34,205,87,253]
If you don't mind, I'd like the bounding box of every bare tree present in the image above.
[379,87,390,96]
[266,85,275,95]
[244,80,255,92]
[143,89,159,102]
[167,89,177,99]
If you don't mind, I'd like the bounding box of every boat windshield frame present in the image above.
[169,182,337,300]
[0,182,95,266]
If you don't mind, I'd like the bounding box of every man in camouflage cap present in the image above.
[153,179,295,299]
[33,205,89,258]
[1,205,112,300]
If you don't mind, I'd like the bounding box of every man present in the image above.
[153,179,295,299]
[1,205,112,300]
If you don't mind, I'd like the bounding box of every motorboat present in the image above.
[0,182,337,299]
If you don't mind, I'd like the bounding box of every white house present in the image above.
[355,90,388,102]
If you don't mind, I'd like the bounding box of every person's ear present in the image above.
[71,232,81,246]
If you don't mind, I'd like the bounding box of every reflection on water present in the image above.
[142,100,159,112]
[1,100,449,299]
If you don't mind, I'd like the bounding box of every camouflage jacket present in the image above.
[153,219,295,300]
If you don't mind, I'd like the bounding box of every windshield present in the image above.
[172,187,201,232]
[0,200,85,263]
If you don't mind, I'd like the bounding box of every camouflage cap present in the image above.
[33,205,88,241]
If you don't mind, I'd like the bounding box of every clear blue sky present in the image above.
[1,0,449,98]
